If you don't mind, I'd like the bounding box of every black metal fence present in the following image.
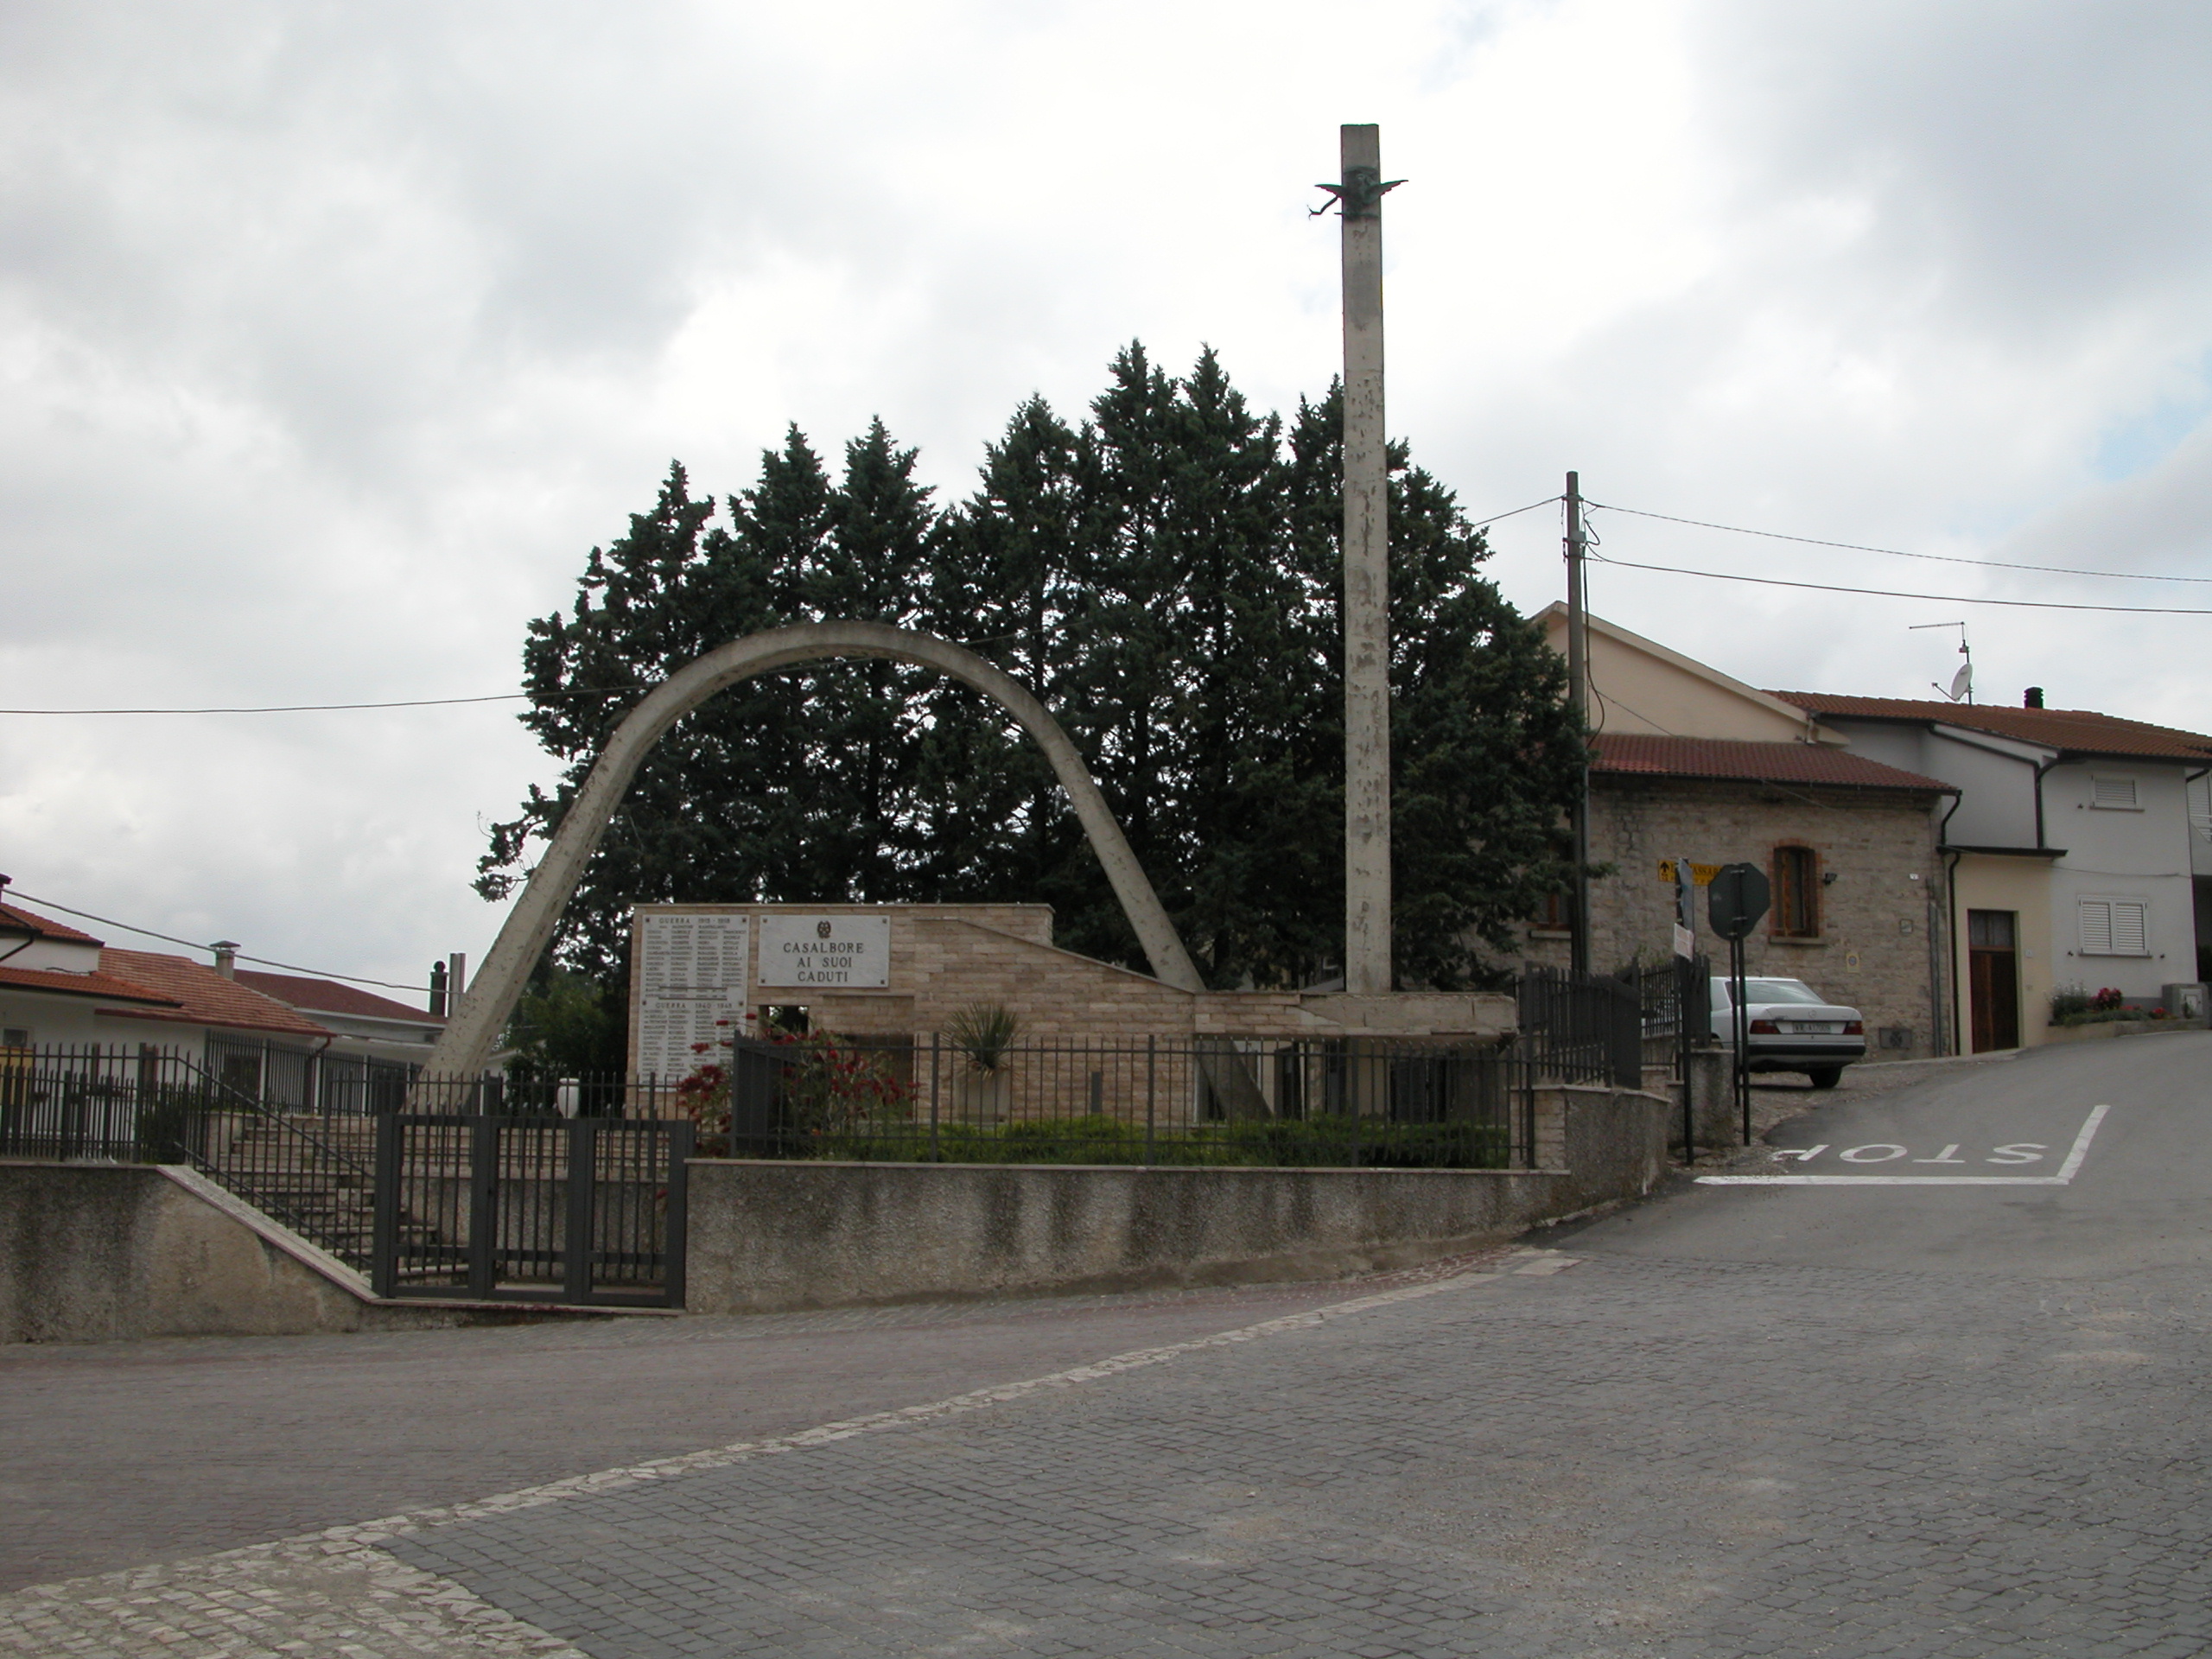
[1516,968,1643,1086]
[1622,955,1713,1079]
[0,1043,384,1269]
[1516,958,1711,1089]
[371,1114,690,1306]
[430,1037,1534,1170]
[1,1045,689,1303]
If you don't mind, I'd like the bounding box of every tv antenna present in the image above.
[1910,620,1973,702]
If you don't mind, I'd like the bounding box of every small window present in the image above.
[1967,911,2015,950]
[2090,774,2141,810]
[1530,890,1571,932]
[1771,845,1821,938]
[1,1027,28,1049]
[2078,899,2149,957]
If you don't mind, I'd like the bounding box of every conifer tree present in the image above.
[480,347,1586,1027]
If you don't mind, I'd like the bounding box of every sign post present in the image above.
[1670,854,1695,1154]
[1707,863,1770,1145]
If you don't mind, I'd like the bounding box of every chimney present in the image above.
[429,960,448,1018]
[2024,687,2044,709]
[448,952,467,1012]
[212,941,239,979]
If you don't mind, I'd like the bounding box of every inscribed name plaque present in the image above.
[633,912,750,1080]
[756,915,891,988]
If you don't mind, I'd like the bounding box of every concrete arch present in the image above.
[423,621,1205,1079]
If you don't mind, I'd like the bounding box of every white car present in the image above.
[1709,976,1866,1089]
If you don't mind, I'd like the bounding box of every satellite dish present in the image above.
[1911,620,1974,703]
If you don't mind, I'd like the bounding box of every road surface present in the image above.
[3,1030,2206,1656]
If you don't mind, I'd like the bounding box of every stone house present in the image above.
[1528,736,1955,1055]
[1528,606,1957,1056]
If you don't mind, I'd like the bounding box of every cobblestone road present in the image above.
[3,1033,2207,1656]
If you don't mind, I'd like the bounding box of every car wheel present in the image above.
[1806,1066,1842,1090]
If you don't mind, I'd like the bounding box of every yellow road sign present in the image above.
[1658,861,1723,887]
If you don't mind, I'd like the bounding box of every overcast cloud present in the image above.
[2,0,2207,992]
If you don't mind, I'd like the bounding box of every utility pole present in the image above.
[1324,123,1401,997]
[1565,471,1591,977]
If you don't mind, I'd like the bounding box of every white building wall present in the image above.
[3,938,104,975]
[0,994,103,1046]
[2044,761,2200,1001]
[2189,772,2212,879]
[1817,720,2040,848]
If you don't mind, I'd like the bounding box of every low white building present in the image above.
[1770,691,2212,1050]
[0,899,446,1109]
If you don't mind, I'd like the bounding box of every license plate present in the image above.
[1789,1022,1840,1034]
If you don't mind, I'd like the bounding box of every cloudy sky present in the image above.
[3,0,2208,995]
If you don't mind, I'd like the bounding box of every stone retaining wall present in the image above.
[684,1085,1671,1313]
[0,1161,526,1344]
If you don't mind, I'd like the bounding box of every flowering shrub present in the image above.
[775,1030,910,1136]
[673,1024,909,1156]
[2051,984,2162,1027]
[673,1025,736,1156]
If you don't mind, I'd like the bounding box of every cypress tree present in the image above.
[480,348,1586,1028]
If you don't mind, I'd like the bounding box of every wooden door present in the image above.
[1967,909,2020,1052]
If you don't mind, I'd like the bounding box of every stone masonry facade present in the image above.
[631,904,1508,1064]
[1522,779,1953,1057]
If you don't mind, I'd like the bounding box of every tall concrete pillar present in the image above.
[1338,123,1394,995]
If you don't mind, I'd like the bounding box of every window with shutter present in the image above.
[2079,898,2151,956]
[1770,845,1820,938]
[2090,774,2140,810]
[2078,900,2113,955]
[2112,901,2148,955]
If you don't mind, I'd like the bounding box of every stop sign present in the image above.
[1707,862,1770,942]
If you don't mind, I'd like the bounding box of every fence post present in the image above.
[929,1034,941,1161]
[1144,1036,1156,1166]
[662,1118,692,1309]
[563,1116,596,1305]
[1350,1044,1362,1169]
[371,1113,401,1299]
[467,1114,499,1300]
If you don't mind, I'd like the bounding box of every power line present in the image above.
[6,890,435,994]
[0,691,534,716]
[1586,553,2212,616]
[1588,500,2212,584]
[1467,493,1564,531]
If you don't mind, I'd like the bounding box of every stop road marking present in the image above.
[1696,1106,2110,1187]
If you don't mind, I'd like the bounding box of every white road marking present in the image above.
[2054,1104,2112,1181]
[1698,1105,2111,1186]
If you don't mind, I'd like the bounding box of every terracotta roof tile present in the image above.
[0,962,178,1006]
[0,902,102,945]
[232,969,442,1026]
[96,949,333,1038]
[1593,734,1955,793]
[1770,693,2212,760]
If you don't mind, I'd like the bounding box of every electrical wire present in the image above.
[1586,553,2212,616]
[5,890,435,994]
[1588,500,2212,584]
[0,693,532,715]
[1467,493,1564,531]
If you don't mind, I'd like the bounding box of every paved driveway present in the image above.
[3,1032,2207,1656]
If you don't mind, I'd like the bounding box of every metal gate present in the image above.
[370,1116,692,1307]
